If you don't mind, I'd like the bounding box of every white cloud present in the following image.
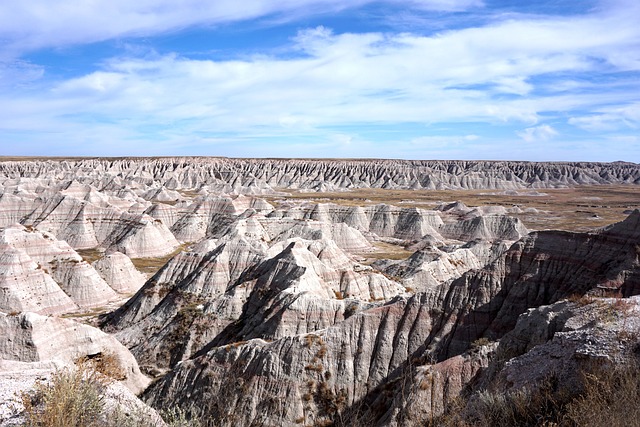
[0,60,44,87]
[568,103,640,131]
[0,1,638,160]
[517,124,558,142]
[28,3,636,133]
[0,0,483,53]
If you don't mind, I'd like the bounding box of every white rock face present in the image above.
[0,244,77,315]
[0,225,119,314]
[0,312,160,427]
[271,203,445,241]
[92,252,147,294]
[439,214,528,241]
[0,312,149,393]
[106,235,403,371]
[388,246,484,290]
[3,158,637,193]
[144,203,181,228]
[0,186,180,258]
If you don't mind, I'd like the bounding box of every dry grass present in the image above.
[75,248,104,264]
[160,406,204,427]
[177,189,202,199]
[155,199,179,206]
[81,352,126,381]
[565,362,640,427]
[359,241,413,263]
[567,293,596,306]
[59,307,112,322]
[268,185,640,232]
[433,360,640,427]
[19,355,196,427]
[130,245,187,276]
[21,362,107,427]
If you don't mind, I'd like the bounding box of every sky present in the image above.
[0,0,639,161]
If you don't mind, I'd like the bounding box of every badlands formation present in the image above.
[0,157,639,426]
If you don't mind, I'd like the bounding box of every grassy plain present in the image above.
[267,185,640,232]
[130,245,187,276]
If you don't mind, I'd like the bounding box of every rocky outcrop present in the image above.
[0,244,77,315]
[92,252,147,294]
[0,187,181,258]
[104,237,403,371]
[379,240,510,292]
[375,295,640,426]
[269,202,528,250]
[0,225,120,314]
[439,214,528,242]
[0,312,149,393]
[0,312,160,427]
[140,211,640,426]
[1,158,638,191]
[489,297,640,391]
[271,203,445,241]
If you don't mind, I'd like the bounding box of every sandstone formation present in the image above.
[0,225,120,315]
[0,311,149,393]
[92,252,147,294]
[376,295,640,425]
[104,236,404,371]
[1,158,638,192]
[140,211,640,426]
[377,240,510,292]
[0,312,159,426]
[0,185,181,258]
[1,157,639,426]
[270,202,446,242]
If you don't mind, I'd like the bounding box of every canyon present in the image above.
[0,157,639,426]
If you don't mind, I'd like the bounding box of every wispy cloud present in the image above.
[0,0,483,54]
[0,0,638,160]
[517,124,558,142]
[568,103,640,131]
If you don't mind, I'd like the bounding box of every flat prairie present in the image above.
[268,185,640,232]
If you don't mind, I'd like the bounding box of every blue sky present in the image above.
[0,0,639,161]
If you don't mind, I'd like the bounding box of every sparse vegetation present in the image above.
[343,303,359,318]
[565,361,640,427]
[567,293,596,306]
[131,244,188,276]
[359,241,414,263]
[76,248,104,264]
[470,337,491,349]
[267,185,638,232]
[433,360,640,427]
[83,352,126,381]
[19,353,131,426]
[20,356,206,427]
[21,362,108,427]
[160,406,204,427]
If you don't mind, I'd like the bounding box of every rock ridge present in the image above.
[1,158,639,192]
